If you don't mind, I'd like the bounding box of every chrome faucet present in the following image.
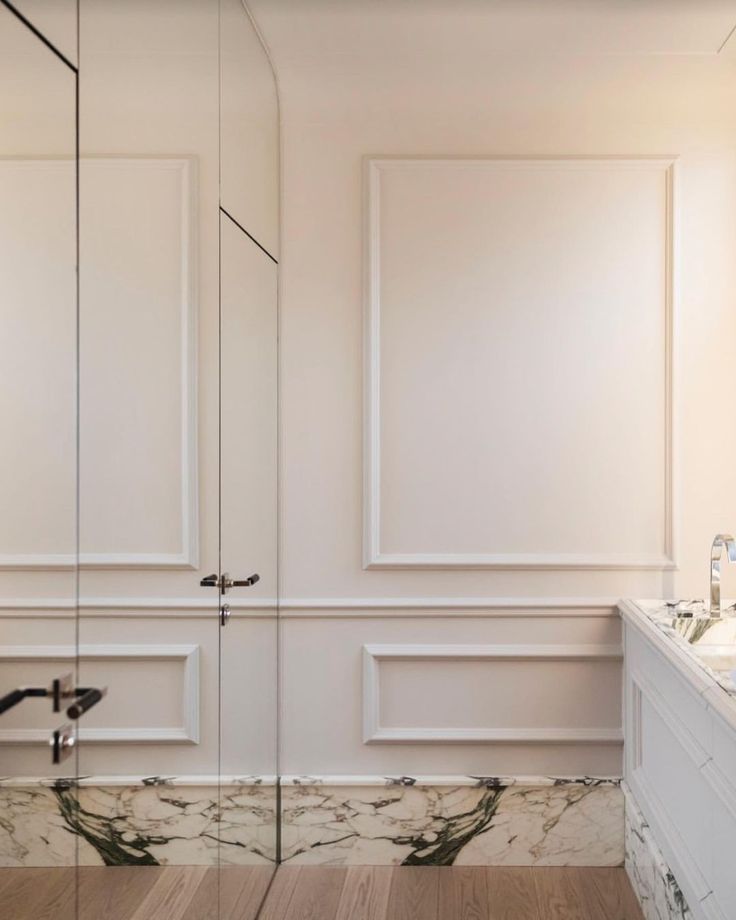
[710,534,736,616]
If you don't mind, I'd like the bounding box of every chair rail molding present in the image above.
[363,155,678,571]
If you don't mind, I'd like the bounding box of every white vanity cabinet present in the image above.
[622,601,736,920]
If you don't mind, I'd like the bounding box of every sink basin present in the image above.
[659,615,736,686]
[664,613,736,648]
[696,648,736,673]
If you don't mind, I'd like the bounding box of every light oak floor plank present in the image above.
[128,866,207,920]
[336,866,393,920]
[0,867,76,920]
[258,866,302,920]
[281,867,347,920]
[574,868,644,920]
[78,866,168,920]
[533,868,592,920]
[384,866,439,920]
[486,867,541,920]
[217,865,276,920]
[438,866,488,920]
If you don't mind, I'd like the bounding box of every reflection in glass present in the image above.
[0,3,78,919]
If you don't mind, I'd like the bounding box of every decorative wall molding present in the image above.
[362,642,624,744]
[0,643,200,744]
[631,669,709,769]
[363,155,678,571]
[0,596,621,618]
[0,157,198,572]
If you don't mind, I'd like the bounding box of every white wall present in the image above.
[259,14,736,776]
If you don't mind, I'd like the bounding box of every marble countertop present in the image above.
[620,599,736,725]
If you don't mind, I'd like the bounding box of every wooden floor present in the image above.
[261,867,644,920]
[0,866,274,920]
[0,865,643,920]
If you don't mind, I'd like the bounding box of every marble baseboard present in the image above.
[624,785,691,920]
[0,776,276,868]
[281,775,623,866]
[0,773,623,868]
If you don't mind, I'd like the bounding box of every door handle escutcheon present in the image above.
[50,724,75,765]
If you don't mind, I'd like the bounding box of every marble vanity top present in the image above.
[621,599,736,702]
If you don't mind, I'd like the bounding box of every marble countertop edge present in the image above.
[619,599,736,733]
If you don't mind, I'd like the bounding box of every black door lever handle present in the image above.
[67,687,107,720]
[230,573,260,588]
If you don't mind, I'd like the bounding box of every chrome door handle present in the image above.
[199,572,260,594]
[222,572,260,592]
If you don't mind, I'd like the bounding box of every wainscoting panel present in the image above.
[0,644,200,745]
[281,603,624,776]
[364,156,676,570]
[362,643,622,744]
[0,611,276,779]
[79,157,198,569]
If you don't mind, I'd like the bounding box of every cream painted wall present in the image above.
[258,21,736,775]
[274,51,736,601]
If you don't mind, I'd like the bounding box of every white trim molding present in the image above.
[363,155,678,570]
[0,595,620,618]
[362,642,624,744]
[0,643,200,744]
[0,157,198,572]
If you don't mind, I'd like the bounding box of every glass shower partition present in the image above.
[0,1,79,917]
[74,0,280,917]
[217,0,280,912]
[76,0,224,907]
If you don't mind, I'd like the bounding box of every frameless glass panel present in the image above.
[219,0,279,258]
[217,1,280,911]
[77,0,220,912]
[0,2,78,917]
[218,212,279,911]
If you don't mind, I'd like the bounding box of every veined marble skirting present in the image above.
[280,775,623,866]
[624,785,691,920]
[0,773,623,868]
[0,776,277,868]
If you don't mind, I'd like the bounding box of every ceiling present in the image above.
[248,0,736,69]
